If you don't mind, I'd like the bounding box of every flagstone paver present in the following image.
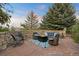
[0,36,79,56]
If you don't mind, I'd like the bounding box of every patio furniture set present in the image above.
[33,32,60,48]
[0,31,60,51]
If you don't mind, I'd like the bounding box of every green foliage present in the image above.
[21,23,29,30]
[0,3,12,24]
[0,9,10,24]
[71,22,79,43]
[40,3,76,30]
[66,26,72,34]
[0,26,9,32]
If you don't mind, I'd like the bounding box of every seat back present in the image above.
[46,32,54,38]
[10,31,24,41]
[33,32,40,40]
[46,32,59,40]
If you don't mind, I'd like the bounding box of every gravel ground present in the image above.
[0,36,79,56]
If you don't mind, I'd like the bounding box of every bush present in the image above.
[71,23,79,43]
[0,27,9,32]
[66,27,72,34]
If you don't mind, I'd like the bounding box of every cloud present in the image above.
[76,15,79,19]
[12,10,28,17]
[9,10,29,28]
[76,10,79,15]
[35,5,46,11]
[75,10,79,19]
[9,6,45,28]
[9,15,26,28]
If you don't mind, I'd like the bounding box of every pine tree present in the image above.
[40,3,76,30]
[0,3,12,24]
[21,11,39,30]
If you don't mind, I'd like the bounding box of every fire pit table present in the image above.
[33,32,49,48]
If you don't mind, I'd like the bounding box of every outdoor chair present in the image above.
[8,31,24,47]
[46,32,54,39]
[46,32,60,46]
[33,32,40,40]
[32,32,40,45]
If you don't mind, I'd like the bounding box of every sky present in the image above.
[5,3,79,28]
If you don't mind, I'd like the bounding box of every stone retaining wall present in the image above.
[0,32,8,50]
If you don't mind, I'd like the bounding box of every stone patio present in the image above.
[0,35,79,56]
